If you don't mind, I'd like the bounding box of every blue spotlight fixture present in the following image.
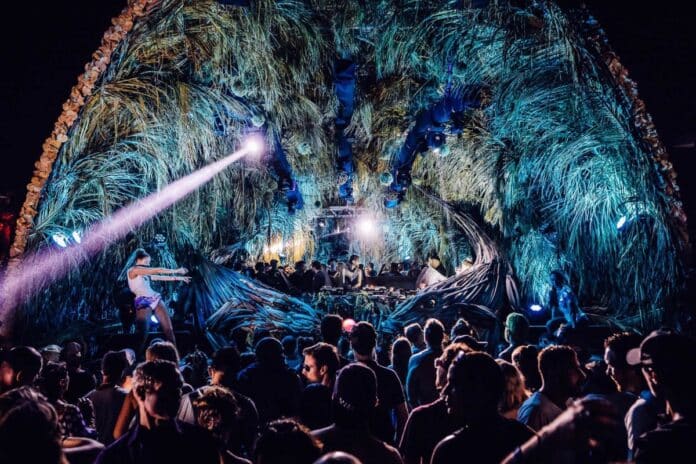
[616,216,627,230]
[529,304,543,312]
[51,233,69,248]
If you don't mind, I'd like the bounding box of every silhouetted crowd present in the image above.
[1,311,695,463]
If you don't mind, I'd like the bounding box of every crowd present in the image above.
[239,254,449,295]
[1,310,695,464]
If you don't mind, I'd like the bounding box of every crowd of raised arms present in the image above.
[1,311,694,464]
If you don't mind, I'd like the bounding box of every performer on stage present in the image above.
[548,270,587,329]
[125,248,190,351]
[342,254,363,289]
[416,255,447,290]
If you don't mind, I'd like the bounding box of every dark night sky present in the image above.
[1,0,695,237]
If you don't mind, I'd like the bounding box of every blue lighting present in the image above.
[529,304,543,312]
[616,216,627,229]
[150,315,159,324]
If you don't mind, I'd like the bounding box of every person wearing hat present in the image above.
[312,364,403,464]
[627,330,696,463]
[498,313,530,362]
[349,321,408,445]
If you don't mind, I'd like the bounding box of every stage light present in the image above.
[529,304,543,312]
[356,217,375,236]
[616,216,627,230]
[51,233,69,248]
[150,314,159,324]
[243,134,264,156]
[71,230,82,244]
[318,220,326,228]
[342,318,356,333]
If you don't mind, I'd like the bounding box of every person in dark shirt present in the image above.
[312,363,403,464]
[628,330,696,464]
[255,418,322,464]
[178,346,259,458]
[236,337,303,424]
[299,342,341,430]
[403,323,425,354]
[511,345,541,392]
[84,351,129,445]
[193,386,251,464]
[399,343,471,464]
[431,351,534,464]
[62,342,97,404]
[406,318,444,408]
[349,322,408,444]
[95,360,221,464]
[0,345,43,392]
[389,337,412,387]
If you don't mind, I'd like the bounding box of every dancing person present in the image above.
[547,270,586,329]
[415,255,446,290]
[125,248,190,350]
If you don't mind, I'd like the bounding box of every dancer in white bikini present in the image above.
[127,248,190,351]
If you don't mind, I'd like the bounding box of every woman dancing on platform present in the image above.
[126,248,190,351]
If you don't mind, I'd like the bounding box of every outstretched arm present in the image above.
[128,266,188,278]
[151,275,191,283]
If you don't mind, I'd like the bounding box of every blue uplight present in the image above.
[616,216,627,229]
[150,315,159,324]
[529,304,543,312]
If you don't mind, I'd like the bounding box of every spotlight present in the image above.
[318,220,326,228]
[356,217,375,236]
[616,216,627,230]
[71,230,82,244]
[51,233,69,248]
[529,304,543,312]
[150,314,159,324]
[243,134,264,156]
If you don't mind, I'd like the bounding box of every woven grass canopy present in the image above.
[10,0,687,338]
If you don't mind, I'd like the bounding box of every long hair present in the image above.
[118,248,150,281]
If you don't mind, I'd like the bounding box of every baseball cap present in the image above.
[626,330,696,369]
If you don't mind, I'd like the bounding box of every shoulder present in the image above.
[95,433,130,463]
[311,424,336,441]
[431,432,460,463]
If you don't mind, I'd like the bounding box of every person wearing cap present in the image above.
[603,332,661,458]
[627,330,696,463]
[312,364,403,464]
[349,321,408,445]
[41,344,62,364]
[517,345,586,431]
[498,313,530,362]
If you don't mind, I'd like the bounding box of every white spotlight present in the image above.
[71,230,82,244]
[529,304,543,312]
[51,233,69,248]
[243,134,264,156]
[357,217,375,235]
[616,216,627,230]
[150,315,159,324]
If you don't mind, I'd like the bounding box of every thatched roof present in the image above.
[7,0,687,340]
